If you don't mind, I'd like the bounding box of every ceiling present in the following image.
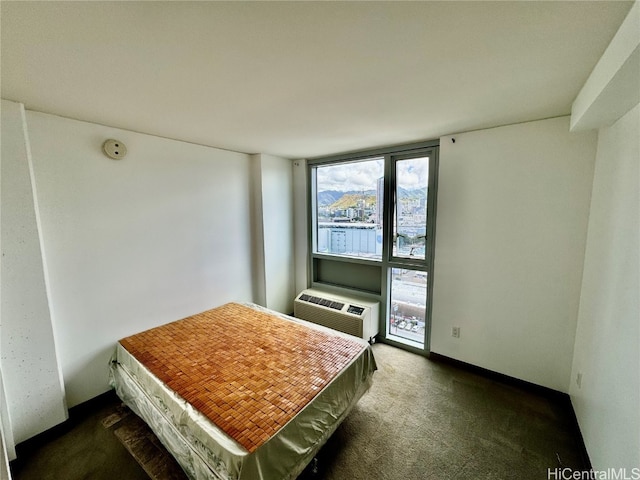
[1,1,633,159]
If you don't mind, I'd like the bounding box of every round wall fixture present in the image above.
[102,139,127,160]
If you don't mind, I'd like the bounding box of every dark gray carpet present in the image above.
[303,343,584,480]
[11,343,586,480]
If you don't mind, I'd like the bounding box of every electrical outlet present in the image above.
[452,326,460,338]
[576,372,583,389]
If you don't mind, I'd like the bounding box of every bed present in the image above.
[109,302,377,480]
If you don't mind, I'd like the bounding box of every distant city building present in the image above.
[317,223,382,257]
[376,177,384,225]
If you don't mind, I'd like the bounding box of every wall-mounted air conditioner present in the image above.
[293,288,379,343]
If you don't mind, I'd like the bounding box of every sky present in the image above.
[316,157,429,192]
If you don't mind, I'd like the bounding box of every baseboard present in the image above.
[428,351,592,470]
[428,352,565,398]
[564,396,593,472]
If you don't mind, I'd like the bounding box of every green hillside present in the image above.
[330,193,376,210]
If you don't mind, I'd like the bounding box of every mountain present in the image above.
[317,190,345,206]
[398,187,427,200]
[317,187,426,209]
[317,189,375,207]
[330,193,376,210]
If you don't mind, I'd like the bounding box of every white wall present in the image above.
[0,366,12,475]
[570,104,639,470]
[260,155,295,314]
[569,4,640,469]
[0,101,16,475]
[24,110,255,407]
[431,117,597,392]
[250,154,295,314]
[250,156,268,307]
[0,101,68,444]
[570,1,639,131]
[292,159,309,296]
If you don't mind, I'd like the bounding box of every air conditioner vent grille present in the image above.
[298,294,344,311]
[294,288,380,342]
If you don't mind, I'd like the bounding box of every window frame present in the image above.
[310,156,385,261]
[307,140,439,355]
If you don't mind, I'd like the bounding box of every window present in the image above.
[308,142,438,353]
[392,156,429,260]
[389,268,428,344]
[314,158,384,260]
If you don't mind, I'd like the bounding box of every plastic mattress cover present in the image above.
[109,302,376,480]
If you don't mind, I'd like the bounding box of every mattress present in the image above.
[110,302,376,480]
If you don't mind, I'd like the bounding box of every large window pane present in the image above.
[315,158,384,260]
[388,268,427,347]
[393,157,429,260]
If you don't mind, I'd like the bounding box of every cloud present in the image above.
[316,156,429,191]
[316,158,384,191]
[397,157,429,189]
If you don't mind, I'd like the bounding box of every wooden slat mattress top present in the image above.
[118,302,365,453]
